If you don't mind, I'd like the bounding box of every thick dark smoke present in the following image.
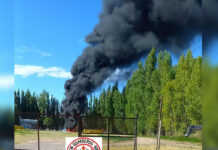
[62,0,202,129]
[203,0,218,52]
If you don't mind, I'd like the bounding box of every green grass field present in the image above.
[140,135,202,143]
[15,129,202,144]
[15,129,132,144]
[15,129,77,144]
[160,136,202,143]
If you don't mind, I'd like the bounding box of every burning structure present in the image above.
[62,0,202,130]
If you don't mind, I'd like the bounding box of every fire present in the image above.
[67,126,77,132]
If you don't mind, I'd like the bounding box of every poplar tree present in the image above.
[125,62,147,134]
[144,47,157,134]
[185,56,202,124]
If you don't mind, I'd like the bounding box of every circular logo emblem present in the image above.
[67,137,101,150]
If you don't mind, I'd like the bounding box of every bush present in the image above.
[43,117,54,129]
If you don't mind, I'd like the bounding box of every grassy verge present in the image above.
[103,136,133,142]
[160,136,202,143]
[15,129,37,144]
[140,135,202,143]
[82,133,134,142]
[15,129,133,144]
[15,129,77,144]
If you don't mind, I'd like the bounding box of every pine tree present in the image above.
[89,95,93,115]
[93,95,99,116]
[31,92,39,118]
[20,90,27,116]
[14,90,21,124]
[105,85,114,117]
[25,89,32,115]
[99,89,106,116]
[113,90,124,117]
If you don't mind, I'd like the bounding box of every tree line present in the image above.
[14,90,63,129]
[86,48,202,136]
[15,48,202,135]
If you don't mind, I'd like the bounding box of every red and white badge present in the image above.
[66,137,102,150]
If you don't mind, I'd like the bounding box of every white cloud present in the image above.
[0,75,14,90]
[104,68,132,83]
[32,49,51,57]
[15,47,51,57]
[15,65,72,79]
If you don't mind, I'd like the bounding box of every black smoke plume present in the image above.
[62,0,202,129]
[203,0,218,52]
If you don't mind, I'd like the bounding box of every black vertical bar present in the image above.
[37,116,40,150]
[134,114,138,150]
[80,116,83,137]
[78,116,82,137]
[107,117,110,150]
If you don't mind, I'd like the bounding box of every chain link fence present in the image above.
[15,112,138,150]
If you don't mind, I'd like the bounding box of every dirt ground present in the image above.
[108,137,201,150]
[15,136,202,150]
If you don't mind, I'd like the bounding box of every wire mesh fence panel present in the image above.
[81,117,136,134]
[15,113,203,150]
[109,118,135,150]
[110,118,135,135]
[82,117,108,135]
[15,113,138,150]
[81,116,137,150]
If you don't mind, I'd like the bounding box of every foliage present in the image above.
[87,48,202,136]
[203,64,218,148]
[43,117,54,128]
[14,89,62,130]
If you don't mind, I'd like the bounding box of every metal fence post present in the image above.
[78,116,82,137]
[107,117,110,150]
[134,114,138,150]
[37,116,40,150]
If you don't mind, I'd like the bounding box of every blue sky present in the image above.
[0,0,14,108]
[2,0,215,107]
[14,0,102,102]
[205,38,218,65]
